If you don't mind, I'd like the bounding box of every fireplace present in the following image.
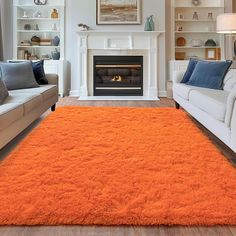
[94,56,143,96]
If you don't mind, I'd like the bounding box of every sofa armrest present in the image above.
[225,90,236,127]
[230,100,236,152]
[46,74,58,85]
[173,71,185,84]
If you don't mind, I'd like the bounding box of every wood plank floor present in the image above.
[0,97,235,236]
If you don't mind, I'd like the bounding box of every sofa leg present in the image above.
[51,104,56,112]
[175,102,180,109]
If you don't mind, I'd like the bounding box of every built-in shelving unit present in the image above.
[13,0,67,96]
[169,0,225,80]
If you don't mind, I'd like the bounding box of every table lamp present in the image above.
[217,13,236,55]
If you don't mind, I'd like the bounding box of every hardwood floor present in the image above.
[0,97,235,236]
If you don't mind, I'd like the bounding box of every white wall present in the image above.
[0,0,13,61]
[1,0,235,95]
[65,0,167,96]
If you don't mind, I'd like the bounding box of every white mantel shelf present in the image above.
[70,30,165,100]
[75,30,165,34]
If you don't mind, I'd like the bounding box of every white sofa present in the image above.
[173,69,236,153]
[0,74,58,149]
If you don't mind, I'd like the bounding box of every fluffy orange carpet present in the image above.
[0,107,236,226]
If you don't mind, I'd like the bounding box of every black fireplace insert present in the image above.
[94,56,143,96]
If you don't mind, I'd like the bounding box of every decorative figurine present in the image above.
[192,12,199,20]
[78,23,90,31]
[51,9,59,19]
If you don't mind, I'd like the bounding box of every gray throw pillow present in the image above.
[0,62,39,90]
[0,79,9,105]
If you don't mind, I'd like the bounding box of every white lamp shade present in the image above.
[217,13,236,34]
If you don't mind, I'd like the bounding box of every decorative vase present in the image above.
[149,15,155,31]
[51,9,59,19]
[192,12,199,20]
[24,24,31,30]
[52,36,60,46]
[208,12,213,20]
[205,39,217,47]
[234,40,236,56]
[34,24,39,31]
[144,17,152,31]
[51,49,60,60]
[52,23,57,31]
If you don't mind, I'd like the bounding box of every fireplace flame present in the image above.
[112,76,123,82]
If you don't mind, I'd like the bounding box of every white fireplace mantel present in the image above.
[70,30,164,100]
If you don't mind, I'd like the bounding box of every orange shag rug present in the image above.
[0,107,236,226]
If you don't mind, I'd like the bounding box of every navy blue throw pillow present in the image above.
[32,60,48,85]
[181,58,199,83]
[186,60,232,90]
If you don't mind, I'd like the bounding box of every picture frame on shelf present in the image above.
[96,0,141,25]
[205,48,221,60]
[175,52,186,60]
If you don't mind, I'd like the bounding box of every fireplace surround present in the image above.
[94,56,143,96]
[72,30,164,100]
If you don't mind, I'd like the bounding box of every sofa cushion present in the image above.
[0,79,9,105]
[4,92,43,114]
[173,83,196,100]
[186,60,232,90]
[10,85,58,101]
[223,69,236,92]
[173,83,212,101]
[0,104,24,130]
[32,61,48,85]
[181,58,199,83]
[189,89,229,122]
[0,62,39,90]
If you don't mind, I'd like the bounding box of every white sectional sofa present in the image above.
[0,74,58,149]
[173,69,236,153]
